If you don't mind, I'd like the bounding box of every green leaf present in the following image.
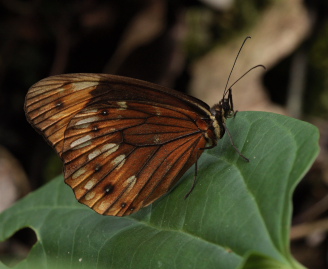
[0,112,319,269]
[239,252,305,269]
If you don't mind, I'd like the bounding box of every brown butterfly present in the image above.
[25,38,263,216]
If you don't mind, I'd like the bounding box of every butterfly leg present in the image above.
[223,122,249,162]
[184,154,199,199]
[184,143,215,199]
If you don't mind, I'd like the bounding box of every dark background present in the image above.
[0,0,327,268]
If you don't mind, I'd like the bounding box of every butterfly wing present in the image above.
[25,74,217,216]
[63,102,212,216]
[25,73,212,155]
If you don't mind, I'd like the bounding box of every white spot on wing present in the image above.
[74,141,92,149]
[72,168,87,180]
[117,101,127,110]
[127,175,136,183]
[70,135,92,148]
[103,143,119,157]
[111,154,126,169]
[86,108,98,113]
[51,112,66,120]
[88,149,101,160]
[85,191,96,201]
[73,81,98,91]
[84,178,98,190]
[98,200,111,212]
[116,160,125,170]
[153,135,160,144]
[88,143,118,160]
[75,116,99,126]
[123,175,137,191]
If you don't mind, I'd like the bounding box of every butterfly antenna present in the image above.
[227,64,266,90]
[223,36,251,97]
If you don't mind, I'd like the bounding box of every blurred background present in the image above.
[0,0,327,268]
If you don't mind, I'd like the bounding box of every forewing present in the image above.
[25,73,211,156]
[62,102,210,216]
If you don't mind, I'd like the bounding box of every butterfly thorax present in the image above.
[210,91,234,141]
[210,104,226,140]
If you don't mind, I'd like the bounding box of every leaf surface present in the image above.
[0,112,318,269]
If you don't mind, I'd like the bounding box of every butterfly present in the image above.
[25,38,263,216]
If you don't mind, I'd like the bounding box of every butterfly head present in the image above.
[221,88,235,119]
[210,88,235,139]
